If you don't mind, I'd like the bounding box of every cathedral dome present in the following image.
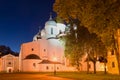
[45,15,56,26]
[45,19,56,26]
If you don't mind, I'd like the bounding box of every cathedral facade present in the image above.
[19,16,76,72]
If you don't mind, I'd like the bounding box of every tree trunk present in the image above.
[93,61,96,74]
[115,47,120,74]
[104,62,107,74]
[114,34,120,75]
[87,53,89,74]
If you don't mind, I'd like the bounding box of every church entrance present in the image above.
[9,68,12,72]
[7,67,13,73]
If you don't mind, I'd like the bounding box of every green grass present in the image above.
[0,72,120,80]
[54,72,120,80]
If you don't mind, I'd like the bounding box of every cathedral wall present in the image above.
[22,59,41,72]
[47,39,64,63]
[39,39,48,59]
[39,64,66,72]
[21,41,41,59]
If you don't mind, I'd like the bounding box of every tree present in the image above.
[53,0,120,74]
[88,33,107,74]
[64,19,85,71]
[63,17,106,73]
[0,45,18,56]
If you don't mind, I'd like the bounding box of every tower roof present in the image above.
[45,13,56,26]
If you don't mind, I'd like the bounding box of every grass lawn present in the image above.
[0,72,120,80]
[54,72,120,80]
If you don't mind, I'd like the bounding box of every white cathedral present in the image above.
[18,16,76,72]
[0,16,76,72]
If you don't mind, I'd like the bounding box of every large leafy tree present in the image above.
[62,17,106,73]
[54,0,120,74]
[64,19,86,71]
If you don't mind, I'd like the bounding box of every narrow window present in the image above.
[8,62,12,66]
[112,62,115,68]
[51,28,53,34]
[111,50,114,55]
[31,48,34,51]
[57,67,59,70]
[8,62,11,65]
[33,63,35,67]
[46,66,49,70]
[89,64,91,69]
[44,49,46,52]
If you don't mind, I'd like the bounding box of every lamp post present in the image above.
[73,24,77,42]
[53,57,57,76]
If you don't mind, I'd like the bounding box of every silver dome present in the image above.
[45,20,56,26]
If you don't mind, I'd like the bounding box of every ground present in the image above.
[0,72,120,80]
[0,73,72,80]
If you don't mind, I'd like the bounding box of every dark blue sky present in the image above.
[0,0,56,52]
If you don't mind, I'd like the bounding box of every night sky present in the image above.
[0,0,56,52]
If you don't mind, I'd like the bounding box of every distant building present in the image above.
[0,53,19,72]
[107,30,120,74]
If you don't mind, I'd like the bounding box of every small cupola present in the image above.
[45,13,57,26]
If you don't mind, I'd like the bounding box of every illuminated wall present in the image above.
[0,54,19,72]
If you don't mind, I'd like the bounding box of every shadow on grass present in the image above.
[0,71,120,80]
[49,71,120,80]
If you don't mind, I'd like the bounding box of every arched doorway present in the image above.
[7,67,13,73]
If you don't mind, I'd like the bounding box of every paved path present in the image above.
[0,73,74,80]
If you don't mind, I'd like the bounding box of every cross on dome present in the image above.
[49,12,53,20]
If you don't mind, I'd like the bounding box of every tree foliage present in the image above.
[0,45,18,56]
[63,18,106,71]
[54,0,120,47]
[54,0,113,73]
